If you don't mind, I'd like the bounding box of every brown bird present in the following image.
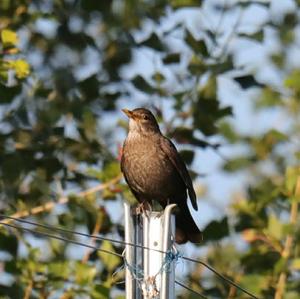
[121,108,202,244]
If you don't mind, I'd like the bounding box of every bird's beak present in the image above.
[122,109,135,119]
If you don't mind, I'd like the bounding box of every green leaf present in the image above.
[91,285,111,299]
[266,213,283,240]
[179,149,195,165]
[203,217,229,242]
[12,59,30,79]
[291,258,300,270]
[218,121,239,143]
[188,54,207,75]
[239,274,268,295]
[284,70,300,93]
[285,166,300,194]
[256,87,282,108]
[240,29,264,42]
[1,29,19,47]
[171,0,202,9]
[162,53,181,64]
[132,75,156,94]
[185,30,208,56]
[234,75,264,89]
[75,263,97,285]
[139,33,164,51]
[48,261,71,279]
[98,241,121,272]
[152,72,165,84]
[223,156,254,172]
[0,84,21,103]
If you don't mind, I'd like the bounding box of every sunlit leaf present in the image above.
[266,214,283,240]
[171,0,202,9]
[12,59,30,78]
[98,241,121,272]
[1,29,19,47]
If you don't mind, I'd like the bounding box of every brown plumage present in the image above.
[121,108,202,244]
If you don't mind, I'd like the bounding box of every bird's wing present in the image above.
[160,137,198,211]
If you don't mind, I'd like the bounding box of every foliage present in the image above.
[0,0,300,298]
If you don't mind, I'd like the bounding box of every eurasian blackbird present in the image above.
[121,108,202,244]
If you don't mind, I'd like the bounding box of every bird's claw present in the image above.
[134,201,152,216]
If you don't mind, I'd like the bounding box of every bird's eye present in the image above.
[143,114,149,120]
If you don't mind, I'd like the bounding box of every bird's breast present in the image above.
[122,134,183,199]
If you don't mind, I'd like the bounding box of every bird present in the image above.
[121,107,202,244]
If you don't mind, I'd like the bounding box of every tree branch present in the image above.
[274,176,300,299]
[1,174,122,224]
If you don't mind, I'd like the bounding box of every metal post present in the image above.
[160,204,176,299]
[124,202,136,298]
[124,202,177,299]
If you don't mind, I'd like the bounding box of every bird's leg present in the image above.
[135,200,151,216]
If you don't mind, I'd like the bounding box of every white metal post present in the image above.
[124,202,136,298]
[124,202,176,299]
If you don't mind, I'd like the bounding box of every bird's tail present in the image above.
[175,202,203,244]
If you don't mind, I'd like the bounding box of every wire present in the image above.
[175,280,208,299]
[0,221,123,258]
[0,215,259,299]
[0,214,168,254]
[181,256,259,299]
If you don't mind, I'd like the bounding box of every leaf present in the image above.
[98,241,121,272]
[48,261,71,279]
[75,263,97,285]
[139,33,164,51]
[188,54,207,75]
[151,72,165,84]
[285,166,300,194]
[170,0,202,9]
[218,121,239,143]
[99,161,120,181]
[193,76,233,136]
[234,75,265,89]
[0,233,18,256]
[171,127,212,147]
[162,53,181,64]
[256,87,282,108]
[0,84,21,103]
[202,217,229,242]
[179,149,195,165]
[291,258,300,270]
[223,156,255,172]
[1,29,19,47]
[239,274,268,295]
[185,30,208,56]
[240,29,264,42]
[78,74,100,100]
[284,70,300,93]
[91,285,111,299]
[12,59,30,79]
[266,213,283,240]
[132,75,156,94]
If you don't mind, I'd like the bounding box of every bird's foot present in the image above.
[134,201,152,216]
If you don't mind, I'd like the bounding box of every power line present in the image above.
[0,214,168,254]
[0,221,123,258]
[175,280,208,299]
[0,215,259,299]
[1,219,208,298]
[181,256,259,299]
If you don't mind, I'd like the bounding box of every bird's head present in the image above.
[122,108,161,135]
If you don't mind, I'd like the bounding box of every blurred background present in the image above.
[0,0,300,298]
